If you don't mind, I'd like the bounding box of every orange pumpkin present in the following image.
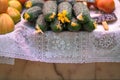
[0,0,8,13]
[96,0,115,13]
[0,13,14,34]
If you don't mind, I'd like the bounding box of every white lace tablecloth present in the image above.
[0,0,120,63]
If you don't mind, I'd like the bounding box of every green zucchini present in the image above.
[58,2,72,23]
[23,6,42,22]
[43,1,57,22]
[50,19,63,32]
[35,14,47,33]
[83,20,96,32]
[25,0,44,9]
[67,17,81,32]
[73,2,91,23]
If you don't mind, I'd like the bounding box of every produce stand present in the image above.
[0,0,120,64]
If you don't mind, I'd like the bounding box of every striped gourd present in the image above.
[58,2,72,23]
[25,0,44,9]
[35,14,47,33]
[50,18,63,32]
[67,17,81,32]
[23,6,42,22]
[43,1,57,22]
[73,2,91,23]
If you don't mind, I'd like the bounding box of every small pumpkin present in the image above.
[0,13,15,34]
[96,0,115,13]
[8,0,22,12]
[7,7,21,24]
[0,0,8,13]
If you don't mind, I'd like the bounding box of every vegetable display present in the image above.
[7,7,21,24]
[67,17,81,32]
[43,1,57,22]
[0,0,8,13]
[73,2,91,23]
[0,13,14,34]
[0,0,26,34]
[23,6,42,22]
[25,0,44,9]
[35,14,47,33]
[23,1,97,33]
[58,2,72,24]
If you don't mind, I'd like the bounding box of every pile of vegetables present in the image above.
[23,0,97,33]
[0,0,115,34]
[0,0,27,34]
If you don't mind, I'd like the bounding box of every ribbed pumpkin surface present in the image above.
[0,13,14,34]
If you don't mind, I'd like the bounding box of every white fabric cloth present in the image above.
[0,0,120,63]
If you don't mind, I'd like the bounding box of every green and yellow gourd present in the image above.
[23,6,42,22]
[83,20,96,32]
[25,0,44,9]
[73,2,91,23]
[67,17,81,32]
[35,14,47,34]
[50,18,63,32]
[73,2,96,32]
[43,1,57,22]
[58,2,72,24]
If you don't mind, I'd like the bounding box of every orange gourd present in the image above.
[8,0,22,12]
[7,7,21,24]
[0,0,8,13]
[96,0,115,13]
[0,13,14,34]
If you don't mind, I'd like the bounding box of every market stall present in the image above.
[0,0,120,64]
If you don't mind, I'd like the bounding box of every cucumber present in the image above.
[35,14,47,32]
[73,2,91,23]
[25,0,44,9]
[43,1,57,22]
[23,6,42,22]
[67,17,81,32]
[58,2,72,23]
[50,18,63,32]
[83,20,96,32]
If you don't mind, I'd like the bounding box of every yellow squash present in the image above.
[0,13,15,34]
